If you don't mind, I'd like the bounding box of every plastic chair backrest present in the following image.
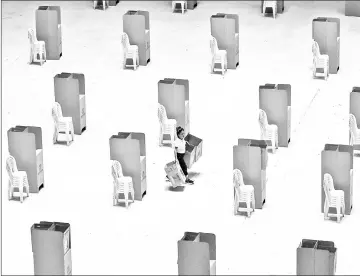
[121,33,130,51]
[259,109,268,129]
[233,169,244,200]
[210,36,218,56]
[158,104,167,124]
[6,156,17,179]
[349,114,358,135]
[323,173,334,204]
[28,28,36,45]
[52,102,63,124]
[312,40,321,58]
[112,160,124,179]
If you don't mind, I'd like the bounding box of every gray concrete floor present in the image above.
[2,1,360,274]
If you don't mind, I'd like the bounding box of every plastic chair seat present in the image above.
[117,176,133,183]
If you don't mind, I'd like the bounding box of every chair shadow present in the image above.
[166,186,186,192]
[114,201,134,208]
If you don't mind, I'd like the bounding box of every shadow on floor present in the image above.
[188,171,201,179]
[114,201,134,208]
[166,186,186,192]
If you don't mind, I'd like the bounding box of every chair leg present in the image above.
[252,195,256,211]
[125,194,129,208]
[324,201,329,219]
[123,55,126,69]
[53,127,58,144]
[29,48,33,64]
[336,205,341,223]
[19,187,24,203]
[272,138,276,153]
[247,201,251,217]
[66,128,70,146]
[234,198,238,215]
[72,124,75,141]
[8,181,12,200]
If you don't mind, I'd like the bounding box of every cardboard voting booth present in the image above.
[297,239,337,275]
[123,10,150,66]
[8,126,44,193]
[178,232,216,275]
[210,13,239,69]
[31,221,72,275]
[110,132,147,200]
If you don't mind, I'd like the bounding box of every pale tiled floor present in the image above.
[1,1,360,275]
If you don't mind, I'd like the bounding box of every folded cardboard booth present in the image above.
[36,6,62,60]
[109,132,147,200]
[164,160,186,187]
[210,13,239,69]
[345,1,360,17]
[321,144,353,215]
[54,73,86,135]
[123,10,150,66]
[261,0,285,14]
[259,83,291,147]
[184,134,203,169]
[233,139,269,209]
[31,221,72,275]
[8,126,44,193]
[297,239,337,275]
[312,17,340,74]
[178,232,216,275]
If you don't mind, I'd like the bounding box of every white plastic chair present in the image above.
[349,114,360,147]
[93,0,109,10]
[121,32,139,70]
[112,160,135,208]
[6,156,30,203]
[172,1,187,14]
[28,28,46,65]
[323,173,345,223]
[312,40,329,80]
[233,169,255,217]
[263,1,277,19]
[158,104,177,146]
[210,36,227,75]
[52,102,75,146]
[259,109,278,153]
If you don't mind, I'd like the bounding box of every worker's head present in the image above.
[176,126,185,140]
